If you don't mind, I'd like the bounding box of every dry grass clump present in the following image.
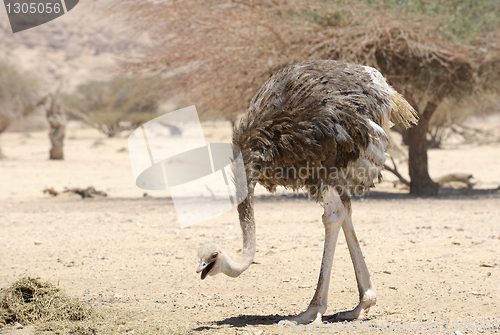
[0,277,94,329]
[0,277,190,334]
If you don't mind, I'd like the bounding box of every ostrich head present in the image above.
[196,243,224,280]
[196,190,257,280]
[196,238,256,280]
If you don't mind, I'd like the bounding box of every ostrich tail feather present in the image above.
[390,92,419,128]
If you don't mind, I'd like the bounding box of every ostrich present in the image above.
[196,60,417,324]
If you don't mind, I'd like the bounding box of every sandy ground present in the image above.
[0,121,499,334]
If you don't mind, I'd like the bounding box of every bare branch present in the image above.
[384,157,410,186]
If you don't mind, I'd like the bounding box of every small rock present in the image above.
[383,270,391,274]
[34,240,42,245]
[298,285,311,288]
[389,286,397,290]
[13,322,23,329]
[113,294,122,299]
[175,255,184,259]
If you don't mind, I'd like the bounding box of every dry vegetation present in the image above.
[61,76,167,138]
[0,277,96,334]
[116,0,500,123]
[0,60,40,157]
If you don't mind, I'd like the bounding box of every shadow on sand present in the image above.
[191,314,281,331]
[251,186,500,203]
[191,312,377,331]
[46,185,499,205]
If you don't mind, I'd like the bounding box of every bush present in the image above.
[0,60,39,134]
[62,76,166,137]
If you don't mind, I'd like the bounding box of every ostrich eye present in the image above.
[212,252,218,259]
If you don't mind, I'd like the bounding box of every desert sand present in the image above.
[0,120,499,334]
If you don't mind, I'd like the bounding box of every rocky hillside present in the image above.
[1,0,155,131]
[0,0,152,92]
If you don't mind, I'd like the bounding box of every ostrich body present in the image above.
[197,60,417,324]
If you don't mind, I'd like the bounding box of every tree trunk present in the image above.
[408,116,438,195]
[49,123,65,159]
[46,95,66,160]
[405,93,446,196]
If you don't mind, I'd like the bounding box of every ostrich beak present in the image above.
[196,260,216,280]
[196,262,208,273]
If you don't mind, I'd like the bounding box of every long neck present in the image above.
[221,186,256,277]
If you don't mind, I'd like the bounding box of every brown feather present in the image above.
[233,60,417,201]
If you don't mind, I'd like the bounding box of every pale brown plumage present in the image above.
[233,60,417,201]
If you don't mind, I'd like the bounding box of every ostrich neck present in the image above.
[222,187,256,277]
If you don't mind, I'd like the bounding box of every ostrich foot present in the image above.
[332,290,376,321]
[281,308,324,325]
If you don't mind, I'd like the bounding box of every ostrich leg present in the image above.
[334,204,377,321]
[288,187,347,325]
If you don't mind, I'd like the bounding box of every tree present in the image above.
[0,60,40,158]
[62,76,166,137]
[45,93,67,160]
[115,0,313,125]
[117,0,500,195]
